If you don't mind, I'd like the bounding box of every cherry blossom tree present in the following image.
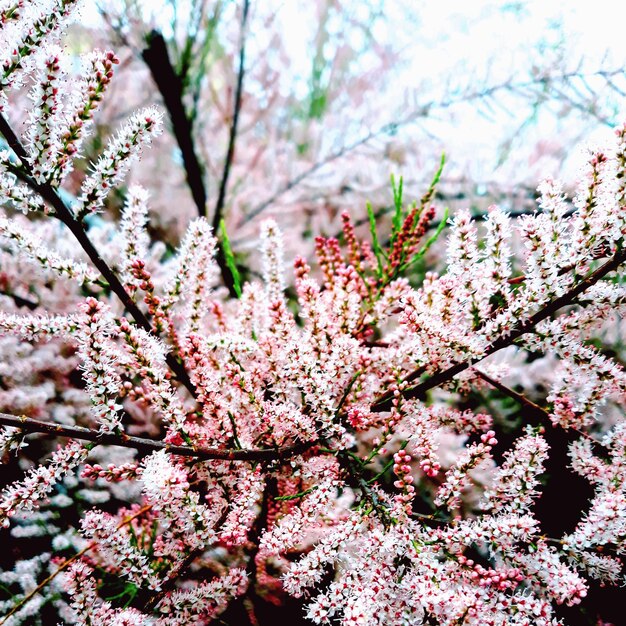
[0,2,626,625]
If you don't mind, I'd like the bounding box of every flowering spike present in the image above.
[53,49,119,183]
[0,213,98,283]
[260,218,286,303]
[75,107,163,219]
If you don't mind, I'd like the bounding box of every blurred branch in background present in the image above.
[88,0,625,264]
[140,0,249,297]
[142,30,207,218]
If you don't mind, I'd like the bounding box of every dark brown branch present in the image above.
[476,370,550,420]
[0,289,39,310]
[0,112,31,163]
[142,31,207,218]
[0,112,195,395]
[475,369,605,447]
[0,411,316,462]
[211,0,250,298]
[212,0,250,233]
[371,247,626,412]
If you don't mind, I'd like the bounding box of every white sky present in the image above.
[277,1,626,80]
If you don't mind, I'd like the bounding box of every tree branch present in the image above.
[0,504,153,626]
[475,369,605,447]
[0,289,39,310]
[0,112,195,395]
[241,118,409,227]
[142,31,208,218]
[211,0,250,298]
[475,369,549,419]
[241,68,624,228]
[371,247,626,412]
[0,411,316,462]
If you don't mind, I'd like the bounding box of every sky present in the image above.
[276,0,626,150]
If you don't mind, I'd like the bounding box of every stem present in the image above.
[0,412,316,462]
[275,485,318,501]
[142,547,203,612]
[476,370,550,419]
[475,369,605,447]
[211,0,250,297]
[242,120,398,226]
[0,504,153,626]
[367,440,408,485]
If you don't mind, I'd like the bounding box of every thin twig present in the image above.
[0,412,317,462]
[475,369,605,447]
[475,370,549,419]
[240,119,409,226]
[211,0,250,297]
[142,547,203,612]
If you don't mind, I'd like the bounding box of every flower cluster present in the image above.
[0,3,625,626]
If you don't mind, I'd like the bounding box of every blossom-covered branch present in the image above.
[372,245,626,412]
[0,411,316,461]
[0,110,195,394]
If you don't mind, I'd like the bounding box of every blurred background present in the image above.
[56,0,626,265]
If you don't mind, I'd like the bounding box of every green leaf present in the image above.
[390,174,404,247]
[219,218,242,297]
[227,411,242,450]
[180,430,195,446]
[367,201,384,278]
[275,485,318,501]
[432,152,446,188]
[419,152,446,210]
[104,582,139,608]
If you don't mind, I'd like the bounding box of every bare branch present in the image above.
[0,290,39,310]
[475,369,605,447]
[242,68,623,227]
[241,118,416,226]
